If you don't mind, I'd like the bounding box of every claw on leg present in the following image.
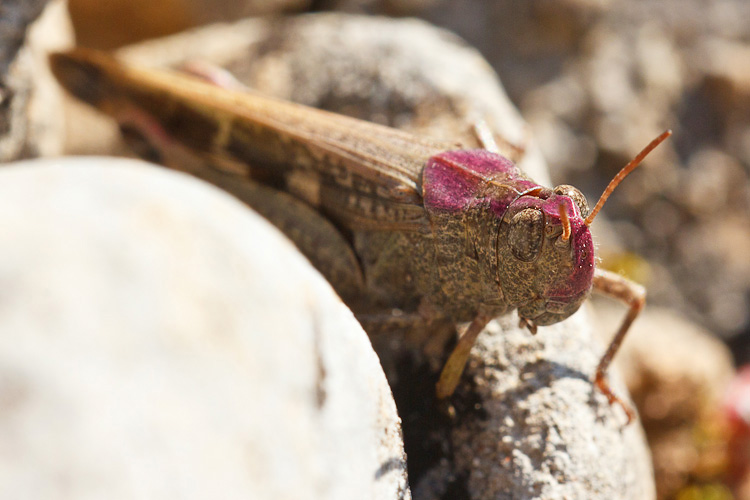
[592,268,645,424]
[518,316,538,335]
[595,370,636,424]
[436,314,492,399]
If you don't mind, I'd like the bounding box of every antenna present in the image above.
[585,130,672,226]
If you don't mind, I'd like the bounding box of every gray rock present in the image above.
[0,157,409,500]
[0,0,72,160]
[0,0,50,74]
[413,310,655,500]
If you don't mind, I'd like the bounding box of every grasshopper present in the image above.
[50,48,671,423]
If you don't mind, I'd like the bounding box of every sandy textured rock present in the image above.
[0,157,408,500]
[55,13,655,499]
[411,310,654,500]
[0,0,72,160]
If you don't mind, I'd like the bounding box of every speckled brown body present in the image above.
[50,49,595,325]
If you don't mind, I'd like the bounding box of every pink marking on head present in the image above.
[505,193,595,301]
[542,195,595,299]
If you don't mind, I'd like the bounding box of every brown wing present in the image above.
[50,49,464,231]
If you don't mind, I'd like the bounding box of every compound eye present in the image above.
[553,185,590,219]
[508,208,544,262]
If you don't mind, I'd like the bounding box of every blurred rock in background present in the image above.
[0,0,72,161]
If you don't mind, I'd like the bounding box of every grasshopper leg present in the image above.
[518,316,538,334]
[471,119,528,164]
[592,268,645,423]
[179,60,248,91]
[435,313,492,399]
[357,311,436,333]
[472,119,501,154]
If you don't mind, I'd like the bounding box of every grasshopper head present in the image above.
[496,129,673,327]
[496,186,595,326]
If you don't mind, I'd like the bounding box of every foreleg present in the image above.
[592,268,645,423]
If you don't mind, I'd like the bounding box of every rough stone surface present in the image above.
[0,0,72,160]
[0,157,409,500]
[411,310,654,500]
[55,13,655,499]
[0,0,50,74]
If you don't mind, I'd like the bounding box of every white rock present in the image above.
[0,157,409,500]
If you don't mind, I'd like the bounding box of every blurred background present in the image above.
[41,0,750,498]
